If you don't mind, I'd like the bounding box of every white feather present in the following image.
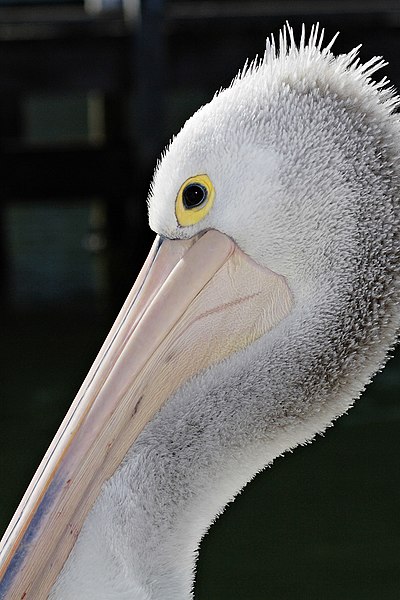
[51,24,400,600]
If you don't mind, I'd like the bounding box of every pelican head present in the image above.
[1,24,399,600]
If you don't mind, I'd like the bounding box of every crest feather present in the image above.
[229,22,400,115]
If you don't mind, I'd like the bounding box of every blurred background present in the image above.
[0,1,399,598]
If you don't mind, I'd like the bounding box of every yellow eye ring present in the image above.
[175,174,215,227]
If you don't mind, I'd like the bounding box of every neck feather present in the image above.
[51,250,399,600]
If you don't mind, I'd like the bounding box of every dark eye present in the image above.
[182,183,208,209]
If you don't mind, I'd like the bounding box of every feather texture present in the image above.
[51,24,400,600]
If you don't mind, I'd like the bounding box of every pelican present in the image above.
[1,24,399,600]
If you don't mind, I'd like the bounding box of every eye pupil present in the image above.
[182,183,207,209]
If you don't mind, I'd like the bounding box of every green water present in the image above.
[0,306,399,599]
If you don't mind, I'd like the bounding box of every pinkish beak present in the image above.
[0,229,292,599]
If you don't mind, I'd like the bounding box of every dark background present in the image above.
[0,1,399,598]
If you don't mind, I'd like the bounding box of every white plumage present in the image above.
[48,24,400,599]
